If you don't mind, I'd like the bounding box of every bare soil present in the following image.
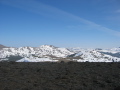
[0,62,120,90]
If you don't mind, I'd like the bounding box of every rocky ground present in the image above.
[0,62,120,90]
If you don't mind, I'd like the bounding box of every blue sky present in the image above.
[0,0,120,48]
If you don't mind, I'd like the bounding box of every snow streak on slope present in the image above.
[16,57,58,62]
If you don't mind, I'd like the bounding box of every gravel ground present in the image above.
[0,62,120,90]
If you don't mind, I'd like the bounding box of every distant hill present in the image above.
[0,44,7,50]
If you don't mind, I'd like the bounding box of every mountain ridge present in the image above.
[0,44,120,62]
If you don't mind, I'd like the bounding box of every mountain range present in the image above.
[0,44,120,62]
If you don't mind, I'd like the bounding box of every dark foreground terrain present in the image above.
[0,62,120,90]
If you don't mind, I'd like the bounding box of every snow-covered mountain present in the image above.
[97,47,120,54]
[0,44,120,62]
[0,45,74,59]
[96,47,120,58]
[68,48,120,62]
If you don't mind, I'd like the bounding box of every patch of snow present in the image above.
[16,57,58,62]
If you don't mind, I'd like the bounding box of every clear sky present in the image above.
[0,0,120,48]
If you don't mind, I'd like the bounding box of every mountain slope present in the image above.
[0,44,8,50]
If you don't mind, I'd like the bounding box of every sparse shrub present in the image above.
[60,61,64,63]
[67,61,74,64]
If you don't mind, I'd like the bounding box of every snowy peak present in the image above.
[36,45,74,57]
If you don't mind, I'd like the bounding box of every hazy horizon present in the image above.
[0,0,120,48]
